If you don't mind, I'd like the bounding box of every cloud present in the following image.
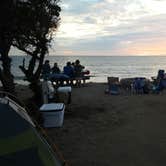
[51,0,166,55]
[9,0,166,56]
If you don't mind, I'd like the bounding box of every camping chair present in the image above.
[132,77,146,94]
[107,77,120,95]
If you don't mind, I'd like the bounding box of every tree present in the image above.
[13,0,61,104]
[13,0,61,83]
[0,0,61,98]
[0,0,16,93]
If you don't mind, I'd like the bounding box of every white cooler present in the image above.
[40,103,65,127]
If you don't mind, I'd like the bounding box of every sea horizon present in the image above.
[9,55,166,84]
[10,54,166,57]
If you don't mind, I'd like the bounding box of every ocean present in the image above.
[10,56,166,84]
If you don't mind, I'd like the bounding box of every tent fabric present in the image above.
[0,102,64,166]
[0,104,29,138]
[0,148,44,166]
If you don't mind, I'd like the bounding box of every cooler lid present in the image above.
[57,86,72,93]
[40,103,64,111]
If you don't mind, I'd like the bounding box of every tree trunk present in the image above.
[34,45,46,80]
[0,42,15,93]
[19,45,47,105]
[30,46,47,106]
[19,50,39,83]
[29,81,43,106]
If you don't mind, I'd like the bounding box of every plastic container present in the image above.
[40,103,65,127]
[57,86,72,93]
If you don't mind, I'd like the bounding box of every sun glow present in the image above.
[125,41,166,56]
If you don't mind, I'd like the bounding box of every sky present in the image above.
[11,0,166,56]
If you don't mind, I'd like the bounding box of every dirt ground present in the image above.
[38,82,166,166]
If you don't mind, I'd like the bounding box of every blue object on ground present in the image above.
[109,84,119,95]
[133,77,145,93]
[49,73,69,80]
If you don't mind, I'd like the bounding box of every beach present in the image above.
[16,82,166,165]
[2,0,166,165]
[16,82,166,166]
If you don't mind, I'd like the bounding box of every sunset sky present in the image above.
[11,0,166,56]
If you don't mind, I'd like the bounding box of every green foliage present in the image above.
[12,0,61,55]
[0,0,61,94]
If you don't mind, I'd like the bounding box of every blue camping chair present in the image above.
[109,84,119,95]
[133,78,145,94]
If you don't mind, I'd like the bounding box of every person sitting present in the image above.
[63,62,74,77]
[154,70,165,93]
[51,62,61,74]
[74,59,85,77]
[42,60,51,80]
[49,62,62,86]
[63,62,74,85]
[133,77,145,94]
[73,60,85,86]
[71,62,75,68]
[157,69,164,80]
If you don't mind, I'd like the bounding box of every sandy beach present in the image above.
[16,82,166,166]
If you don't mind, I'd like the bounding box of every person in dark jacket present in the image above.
[63,62,74,85]
[42,60,51,80]
[73,59,85,86]
[51,62,60,74]
[63,61,74,78]
[74,59,85,77]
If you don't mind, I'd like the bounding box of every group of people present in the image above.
[41,59,87,85]
[132,69,166,94]
[63,60,85,78]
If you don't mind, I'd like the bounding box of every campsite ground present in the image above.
[17,83,166,166]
